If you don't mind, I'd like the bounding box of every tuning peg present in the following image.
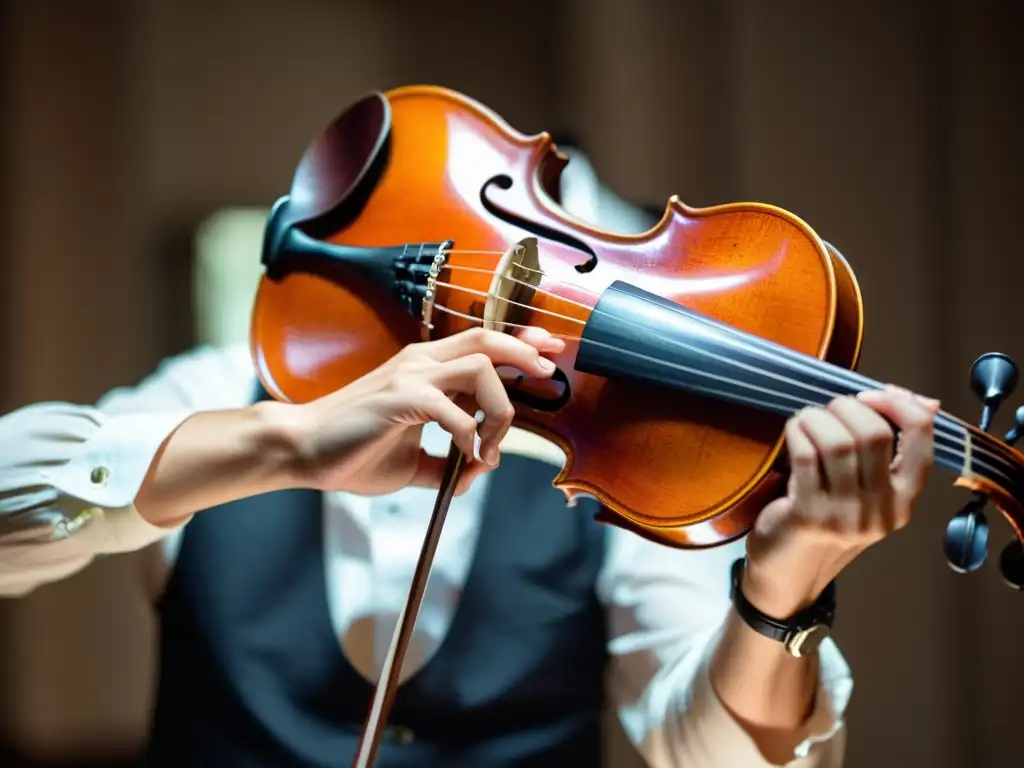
[1004,405,1024,445]
[944,496,989,573]
[971,353,1019,431]
[999,540,1024,589]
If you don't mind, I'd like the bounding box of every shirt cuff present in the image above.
[794,637,852,759]
[684,631,852,766]
[42,409,196,517]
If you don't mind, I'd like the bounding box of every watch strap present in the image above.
[729,557,837,655]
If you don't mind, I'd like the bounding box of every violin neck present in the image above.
[575,280,878,418]
[574,280,1022,496]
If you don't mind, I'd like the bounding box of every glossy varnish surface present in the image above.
[251,85,853,547]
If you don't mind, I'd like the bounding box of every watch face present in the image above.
[786,625,830,658]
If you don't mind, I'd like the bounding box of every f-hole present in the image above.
[480,175,599,274]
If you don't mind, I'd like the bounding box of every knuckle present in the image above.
[466,326,490,345]
[858,425,894,451]
[823,436,857,459]
[793,405,819,422]
[908,413,932,431]
[392,359,425,383]
[826,395,856,413]
[789,445,818,467]
[397,343,425,360]
[454,421,477,442]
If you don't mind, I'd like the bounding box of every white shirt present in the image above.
[0,153,852,768]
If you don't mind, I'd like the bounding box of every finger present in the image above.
[796,407,860,496]
[512,325,566,356]
[785,412,822,497]
[416,389,481,460]
[826,395,895,493]
[410,449,494,494]
[856,385,937,498]
[429,354,514,464]
[454,458,494,495]
[416,327,562,378]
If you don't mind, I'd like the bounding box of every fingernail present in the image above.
[473,432,483,463]
[538,357,556,372]
[486,445,500,466]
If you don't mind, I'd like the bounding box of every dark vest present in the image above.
[143,414,610,766]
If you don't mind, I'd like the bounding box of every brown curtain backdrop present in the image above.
[1,1,1021,766]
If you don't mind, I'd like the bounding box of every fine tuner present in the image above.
[944,352,1024,588]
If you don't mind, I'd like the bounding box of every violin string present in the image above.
[440,263,912,419]
[433,305,1011,488]
[436,294,1018,489]
[438,251,969,427]
[443,265,596,312]
[432,280,586,325]
[438,258,981,436]
[433,249,1021,486]
[427,274,1020,489]
[567,335,1018,488]
[443,260,602,302]
[431,303,580,340]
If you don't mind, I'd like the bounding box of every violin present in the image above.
[249,85,1024,765]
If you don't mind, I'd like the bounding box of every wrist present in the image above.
[740,557,833,620]
[249,399,311,489]
[731,557,837,660]
[134,401,310,527]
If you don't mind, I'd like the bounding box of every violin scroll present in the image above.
[945,352,1024,588]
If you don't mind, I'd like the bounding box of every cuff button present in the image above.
[90,466,110,486]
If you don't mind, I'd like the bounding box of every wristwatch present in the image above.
[729,557,837,658]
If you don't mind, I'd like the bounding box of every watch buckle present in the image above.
[785,624,830,658]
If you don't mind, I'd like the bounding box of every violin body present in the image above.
[251,85,1024,556]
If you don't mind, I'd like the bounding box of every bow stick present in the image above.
[351,441,467,767]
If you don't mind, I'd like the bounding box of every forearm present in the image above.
[708,608,819,764]
[134,401,305,528]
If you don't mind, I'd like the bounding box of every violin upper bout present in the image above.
[286,91,392,232]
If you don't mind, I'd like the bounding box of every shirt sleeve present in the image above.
[597,529,852,767]
[0,343,257,597]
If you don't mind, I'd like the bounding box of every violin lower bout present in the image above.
[532,240,864,550]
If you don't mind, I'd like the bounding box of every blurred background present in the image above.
[1,0,1022,765]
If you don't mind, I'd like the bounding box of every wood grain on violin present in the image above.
[250,85,1024,556]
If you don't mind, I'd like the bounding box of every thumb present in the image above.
[751,494,797,541]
